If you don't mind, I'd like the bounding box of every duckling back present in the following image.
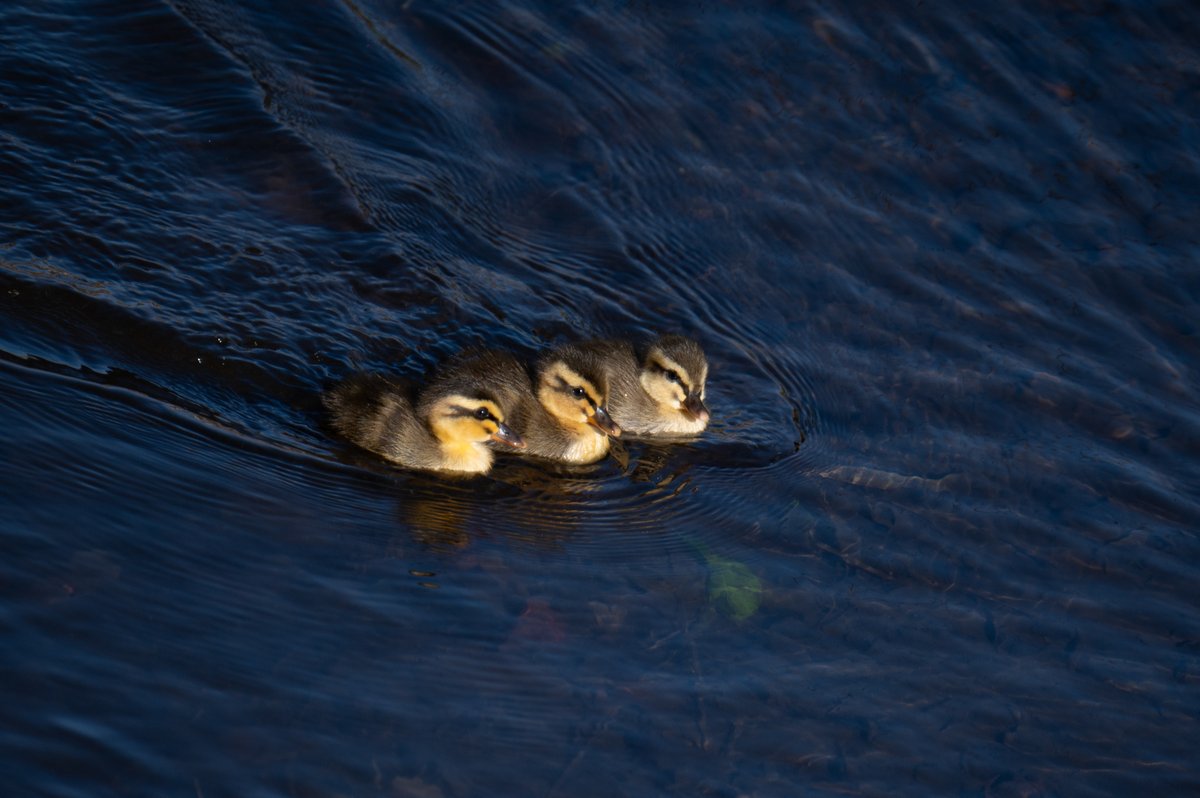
[324,373,422,459]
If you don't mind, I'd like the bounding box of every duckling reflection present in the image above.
[392,464,609,552]
[578,335,710,435]
[397,476,495,551]
[322,365,525,474]
[444,345,621,464]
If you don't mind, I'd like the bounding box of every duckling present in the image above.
[447,345,621,464]
[579,335,710,435]
[524,343,623,462]
[322,364,525,474]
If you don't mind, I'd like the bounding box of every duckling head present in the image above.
[421,391,526,472]
[536,345,622,438]
[639,335,710,425]
[426,394,525,446]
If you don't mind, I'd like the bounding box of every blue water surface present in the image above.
[2,1,1199,795]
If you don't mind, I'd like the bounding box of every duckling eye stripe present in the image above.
[573,387,598,409]
[449,405,489,419]
[557,375,598,407]
[654,364,687,390]
[653,357,692,391]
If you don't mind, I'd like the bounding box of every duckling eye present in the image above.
[571,387,585,399]
[665,370,681,384]
[474,407,490,421]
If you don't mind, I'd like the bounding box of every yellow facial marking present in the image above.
[429,395,506,444]
[471,398,504,419]
[539,362,605,426]
[646,356,685,404]
[651,355,692,389]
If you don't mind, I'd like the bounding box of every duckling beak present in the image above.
[588,405,622,438]
[490,421,526,449]
[682,393,710,423]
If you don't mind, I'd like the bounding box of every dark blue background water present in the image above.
[3,1,1199,795]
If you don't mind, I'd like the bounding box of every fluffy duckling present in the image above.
[323,365,525,474]
[449,345,621,464]
[579,335,710,435]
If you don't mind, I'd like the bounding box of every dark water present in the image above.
[3,0,1199,795]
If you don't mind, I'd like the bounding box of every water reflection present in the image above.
[377,445,696,555]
